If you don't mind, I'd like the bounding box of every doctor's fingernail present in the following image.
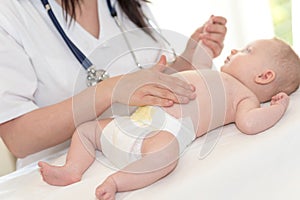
[190,84,196,91]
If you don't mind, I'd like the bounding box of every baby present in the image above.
[39,38,300,200]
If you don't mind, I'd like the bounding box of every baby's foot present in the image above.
[38,161,81,186]
[95,176,118,200]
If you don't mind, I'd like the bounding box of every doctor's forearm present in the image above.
[0,99,77,158]
[0,80,114,158]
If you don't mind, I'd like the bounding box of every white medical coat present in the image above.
[0,0,165,167]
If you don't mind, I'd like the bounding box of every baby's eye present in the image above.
[242,47,251,53]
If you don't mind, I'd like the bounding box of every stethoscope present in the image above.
[40,0,176,86]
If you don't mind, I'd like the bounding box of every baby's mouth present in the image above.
[224,56,230,64]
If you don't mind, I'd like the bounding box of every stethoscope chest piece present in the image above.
[86,67,110,87]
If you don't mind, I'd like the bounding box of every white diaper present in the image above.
[100,106,195,169]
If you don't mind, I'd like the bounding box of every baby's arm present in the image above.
[235,92,289,135]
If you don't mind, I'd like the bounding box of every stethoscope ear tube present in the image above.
[40,0,93,70]
[40,0,176,86]
[106,0,117,17]
[41,0,110,86]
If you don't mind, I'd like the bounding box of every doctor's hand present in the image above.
[184,15,227,58]
[111,55,196,107]
[171,15,227,71]
[198,15,227,58]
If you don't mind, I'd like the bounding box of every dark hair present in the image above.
[61,0,152,35]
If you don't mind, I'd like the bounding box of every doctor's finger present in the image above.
[202,31,225,47]
[139,92,190,107]
[158,74,196,98]
[191,26,204,39]
[129,85,176,107]
[150,55,196,93]
[149,86,192,104]
[202,39,223,58]
[211,16,227,25]
[205,23,227,39]
[141,96,175,107]
[151,55,167,72]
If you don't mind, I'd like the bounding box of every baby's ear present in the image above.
[255,69,276,85]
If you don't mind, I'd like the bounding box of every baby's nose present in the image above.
[231,49,238,55]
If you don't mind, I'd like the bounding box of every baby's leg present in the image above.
[96,130,179,200]
[39,119,112,186]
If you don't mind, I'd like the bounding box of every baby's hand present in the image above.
[270,92,289,110]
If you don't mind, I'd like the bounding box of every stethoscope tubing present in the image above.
[41,0,93,70]
[40,0,176,85]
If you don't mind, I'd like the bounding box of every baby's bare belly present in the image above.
[163,70,227,137]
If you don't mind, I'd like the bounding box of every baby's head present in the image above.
[221,38,300,102]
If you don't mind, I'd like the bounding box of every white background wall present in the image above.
[149,0,275,67]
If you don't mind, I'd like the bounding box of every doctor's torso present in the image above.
[0,0,170,168]
[0,0,163,113]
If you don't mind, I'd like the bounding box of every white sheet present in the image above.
[1,89,299,200]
